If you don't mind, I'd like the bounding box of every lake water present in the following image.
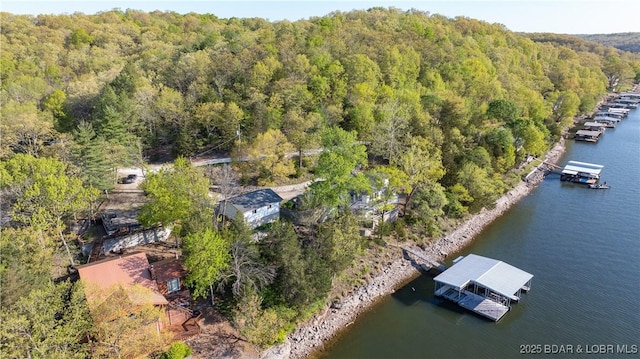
[316,108,640,359]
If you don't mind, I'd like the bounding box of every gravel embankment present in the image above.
[261,138,566,359]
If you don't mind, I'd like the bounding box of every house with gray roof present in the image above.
[219,188,283,229]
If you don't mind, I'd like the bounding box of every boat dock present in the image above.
[560,160,604,184]
[437,287,510,321]
[434,254,533,321]
[574,129,602,142]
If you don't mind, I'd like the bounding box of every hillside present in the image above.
[577,32,640,53]
[2,7,640,358]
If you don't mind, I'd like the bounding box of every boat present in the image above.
[588,183,610,189]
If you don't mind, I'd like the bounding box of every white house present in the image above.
[350,177,399,234]
[219,188,283,229]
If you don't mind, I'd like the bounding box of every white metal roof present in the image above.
[562,160,603,176]
[434,254,533,298]
[575,130,601,136]
[583,122,606,127]
[606,108,630,113]
[594,116,620,123]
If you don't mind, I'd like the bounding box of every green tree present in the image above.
[72,121,114,193]
[267,221,333,308]
[397,136,445,210]
[139,157,213,236]
[160,342,192,359]
[241,129,296,185]
[0,280,91,359]
[602,53,634,90]
[486,99,521,123]
[44,89,74,133]
[282,109,321,170]
[68,28,93,48]
[263,221,315,308]
[445,183,473,218]
[97,104,140,171]
[369,166,411,222]
[309,126,369,208]
[233,290,296,348]
[3,155,98,266]
[482,127,516,173]
[0,101,54,158]
[0,226,54,309]
[520,123,547,156]
[457,162,503,211]
[183,228,232,305]
[192,101,243,150]
[409,182,449,236]
[343,54,382,137]
[314,213,363,272]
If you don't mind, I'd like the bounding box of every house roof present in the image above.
[434,254,533,299]
[150,257,187,283]
[227,188,283,213]
[77,252,167,305]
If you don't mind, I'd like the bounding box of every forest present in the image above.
[1,7,640,358]
[577,32,640,54]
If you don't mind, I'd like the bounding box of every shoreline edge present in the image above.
[262,137,567,359]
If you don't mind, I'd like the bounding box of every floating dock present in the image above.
[560,160,604,184]
[434,254,533,321]
[574,129,602,142]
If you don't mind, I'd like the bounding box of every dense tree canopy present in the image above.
[139,157,213,235]
[0,280,91,359]
[2,7,639,351]
[1,154,98,266]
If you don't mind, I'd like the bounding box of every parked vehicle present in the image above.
[121,174,137,184]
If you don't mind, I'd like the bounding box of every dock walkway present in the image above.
[400,246,447,272]
[437,287,509,321]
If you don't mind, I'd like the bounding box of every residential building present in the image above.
[219,188,283,229]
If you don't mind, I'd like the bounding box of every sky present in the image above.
[1,0,639,35]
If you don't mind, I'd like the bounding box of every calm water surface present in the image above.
[316,109,640,359]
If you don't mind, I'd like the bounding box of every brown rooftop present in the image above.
[76,252,167,305]
[150,257,187,283]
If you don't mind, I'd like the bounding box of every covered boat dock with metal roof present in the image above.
[574,129,603,142]
[434,254,533,321]
[560,160,604,184]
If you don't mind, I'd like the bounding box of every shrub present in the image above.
[394,220,407,241]
[161,342,192,359]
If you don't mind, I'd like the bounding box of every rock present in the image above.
[273,139,570,359]
[261,340,291,359]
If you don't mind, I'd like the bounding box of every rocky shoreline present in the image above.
[261,138,566,359]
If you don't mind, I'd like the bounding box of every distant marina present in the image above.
[574,91,639,143]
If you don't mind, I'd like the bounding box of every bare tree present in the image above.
[207,164,240,226]
[218,239,276,298]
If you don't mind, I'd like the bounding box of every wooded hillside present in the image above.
[2,8,638,166]
[2,7,640,356]
[577,32,640,53]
